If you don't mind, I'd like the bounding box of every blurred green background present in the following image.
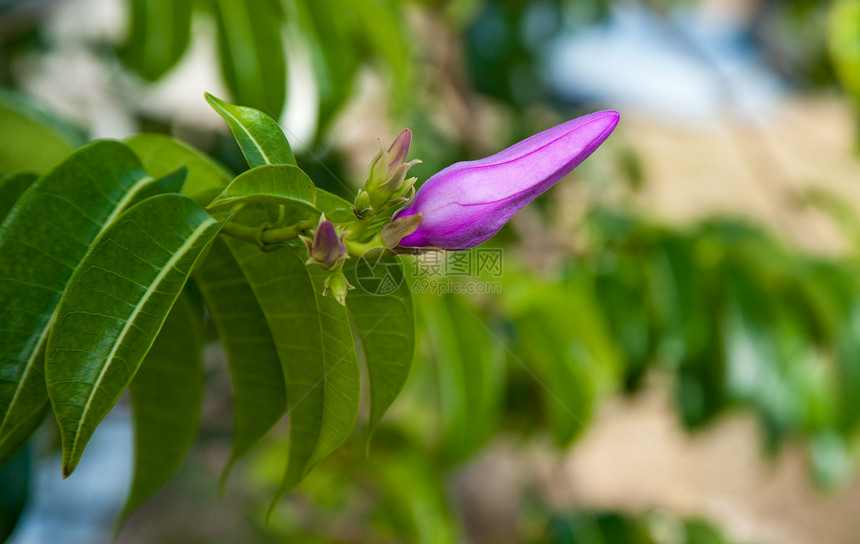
[4,0,860,543]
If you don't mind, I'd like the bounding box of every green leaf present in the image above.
[120,0,192,81]
[292,0,361,132]
[0,90,86,173]
[205,92,295,169]
[0,140,156,466]
[418,294,504,463]
[194,236,286,474]
[122,292,204,518]
[128,167,187,206]
[315,188,355,224]
[206,164,317,227]
[0,171,37,223]
[223,239,359,505]
[0,445,29,542]
[210,0,287,122]
[344,257,414,438]
[125,133,231,202]
[46,193,222,476]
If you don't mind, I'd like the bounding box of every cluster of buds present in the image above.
[306,110,620,303]
[301,216,353,305]
[353,129,420,219]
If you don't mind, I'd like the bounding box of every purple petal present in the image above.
[397,110,619,250]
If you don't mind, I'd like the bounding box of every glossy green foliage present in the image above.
[205,93,296,168]
[212,0,287,118]
[344,258,415,439]
[314,189,355,224]
[194,237,286,474]
[123,293,204,517]
[0,141,156,466]
[224,239,360,508]
[207,164,317,228]
[121,0,192,81]
[0,171,37,222]
[124,133,232,200]
[46,193,222,476]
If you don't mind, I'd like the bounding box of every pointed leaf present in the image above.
[125,133,231,202]
[122,292,204,518]
[46,193,222,476]
[120,0,192,81]
[0,171,37,223]
[0,140,156,465]
[344,257,414,437]
[194,236,286,472]
[224,239,359,501]
[128,167,187,206]
[206,164,317,227]
[205,92,295,168]
[212,0,287,118]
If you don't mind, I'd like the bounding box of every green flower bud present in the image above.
[364,129,420,212]
[323,272,353,305]
[352,189,373,219]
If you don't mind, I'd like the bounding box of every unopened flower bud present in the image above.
[396,111,620,250]
[352,189,373,219]
[364,129,420,211]
[302,217,347,269]
[323,272,353,305]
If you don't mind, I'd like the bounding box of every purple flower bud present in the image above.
[396,111,620,250]
[303,219,347,269]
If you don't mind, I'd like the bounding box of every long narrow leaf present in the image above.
[46,194,222,476]
[125,133,231,202]
[122,292,204,518]
[224,239,359,507]
[344,258,414,439]
[205,93,295,168]
[210,0,288,123]
[194,236,286,475]
[0,140,156,465]
[120,0,192,81]
[206,165,317,228]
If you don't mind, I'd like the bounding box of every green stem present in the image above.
[221,220,312,247]
[344,233,386,257]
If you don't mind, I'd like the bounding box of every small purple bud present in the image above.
[396,111,620,250]
[303,219,347,269]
